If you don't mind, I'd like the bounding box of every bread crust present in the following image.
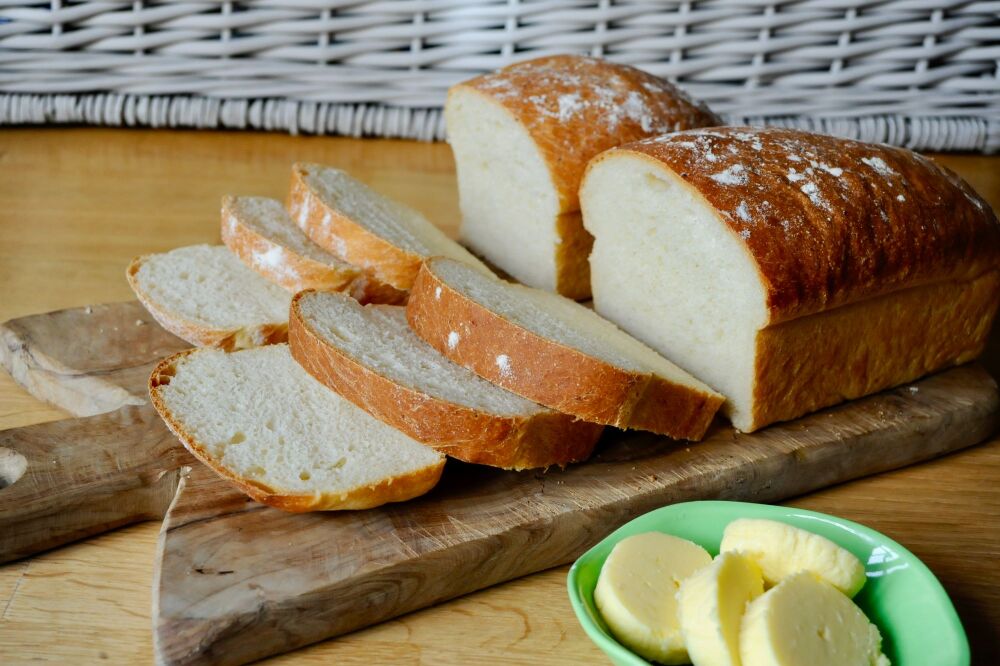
[287,163,426,291]
[288,292,603,469]
[220,197,406,304]
[747,271,1000,431]
[455,55,721,214]
[553,211,593,300]
[604,127,1000,325]
[148,349,445,512]
[126,256,288,351]
[406,259,723,440]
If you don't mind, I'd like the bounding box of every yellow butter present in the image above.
[720,518,866,597]
[740,572,889,666]
[679,551,764,666]
[594,532,711,664]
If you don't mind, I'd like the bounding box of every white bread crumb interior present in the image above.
[582,153,767,429]
[298,291,545,417]
[446,87,561,291]
[154,344,443,497]
[133,244,292,331]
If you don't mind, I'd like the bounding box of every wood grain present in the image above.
[1,128,999,665]
[0,405,192,564]
[0,302,188,417]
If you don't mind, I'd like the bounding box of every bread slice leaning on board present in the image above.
[127,244,291,350]
[445,54,720,299]
[288,290,604,470]
[287,163,491,291]
[581,126,1000,432]
[406,257,724,440]
[149,344,445,512]
[221,195,405,303]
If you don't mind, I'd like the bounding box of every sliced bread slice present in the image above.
[127,244,291,350]
[287,163,491,290]
[221,196,406,303]
[289,290,603,469]
[149,344,445,512]
[406,258,724,440]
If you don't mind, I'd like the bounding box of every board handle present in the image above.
[0,405,189,564]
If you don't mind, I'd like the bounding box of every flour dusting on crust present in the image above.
[631,127,941,234]
[469,55,719,160]
[622,126,1000,322]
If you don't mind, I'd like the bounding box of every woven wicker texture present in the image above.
[1,1,998,150]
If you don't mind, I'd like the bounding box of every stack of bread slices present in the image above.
[137,158,725,512]
[135,55,1000,514]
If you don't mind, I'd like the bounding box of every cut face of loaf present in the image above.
[287,163,490,291]
[149,344,445,512]
[445,54,720,298]
[289,291,603,469]
[221,196,405,303]
[581,126,1000,431]
[127,245,291,350]
[406,258,724,440]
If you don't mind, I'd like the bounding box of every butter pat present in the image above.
[720,518,866,597]
[679,552,764,666]
[740,572,890,666]
[594,532,711,664]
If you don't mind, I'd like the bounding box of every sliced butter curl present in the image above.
[740,572,890,666]
[721,518,866,597]
[679,551,764,666]
[595,532,711,664]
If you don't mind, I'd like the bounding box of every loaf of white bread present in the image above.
[446,55,720,299]
[133,90,999,513]
[581,126,1000,432]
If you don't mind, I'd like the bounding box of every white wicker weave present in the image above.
[1,1,998,150]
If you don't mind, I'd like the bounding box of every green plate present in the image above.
[567,501,968,666]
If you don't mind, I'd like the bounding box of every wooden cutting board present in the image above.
[1,303,997,666]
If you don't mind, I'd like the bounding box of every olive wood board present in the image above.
[1,302,997,666]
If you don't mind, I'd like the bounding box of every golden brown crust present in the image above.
[747,271,1000,432]
[405,259,723,440]
[126,257,288,351]
[457,55,720,213]
[148,349,445,512]
[609,127,1000,324]
[287,163,426,291]
[221,196,362,291]
[554,211,594,300]
[287,292,602,469]
[220,197,407,305]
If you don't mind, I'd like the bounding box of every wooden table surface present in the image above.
[0,128,998,665]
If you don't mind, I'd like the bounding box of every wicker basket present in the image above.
[2,1,998,151]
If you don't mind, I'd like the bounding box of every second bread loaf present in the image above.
[446,55,720,299]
